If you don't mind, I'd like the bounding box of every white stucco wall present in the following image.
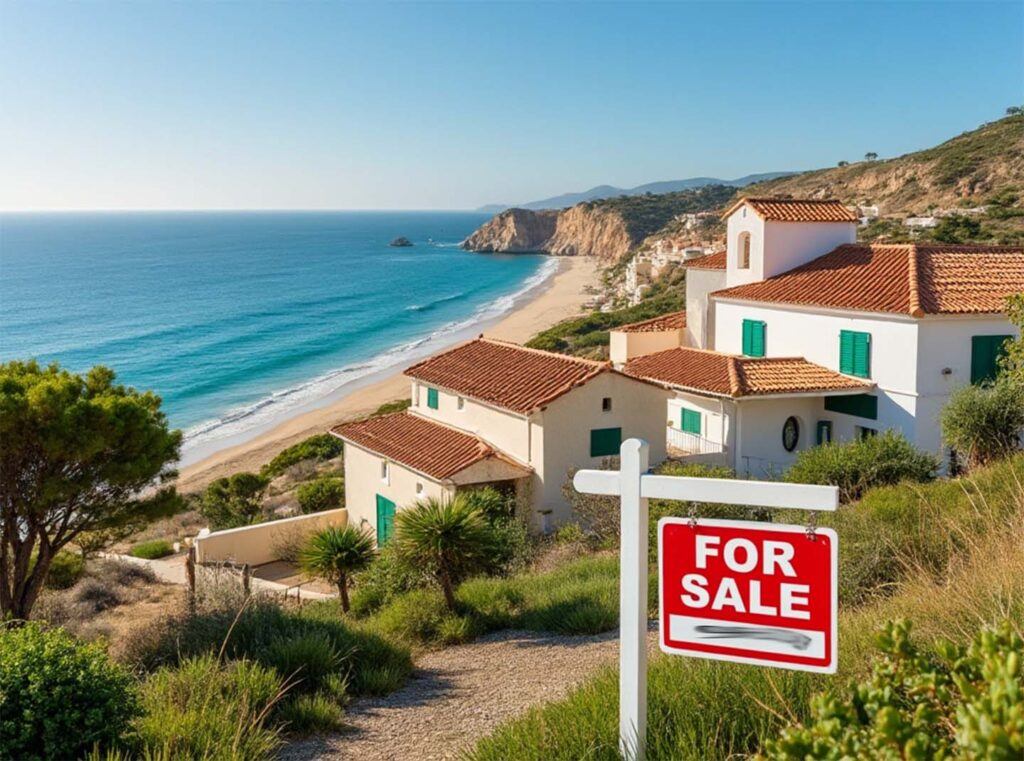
[194,509,348,566]
[667,393,733,448]
[725,208,766,287]
[685,268,727,349]
[760,220,856,280]
[343,442,451,542]
[532,372,671,526]
[609,328,685,365]
[734,397,824,477]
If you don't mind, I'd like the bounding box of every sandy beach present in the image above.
[176,256,601,493]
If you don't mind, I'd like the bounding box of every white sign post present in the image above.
[573,439,839,761]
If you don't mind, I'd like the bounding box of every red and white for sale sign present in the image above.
[658,517,837,673]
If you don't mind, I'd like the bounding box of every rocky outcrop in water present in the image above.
[462,205,634,261]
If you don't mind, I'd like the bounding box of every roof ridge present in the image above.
[477,336,609,368]
[907,244,924,318]
[725,356,743,396]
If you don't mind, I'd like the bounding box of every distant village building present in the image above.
[904,216,939,228]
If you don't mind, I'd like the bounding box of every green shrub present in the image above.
[296,476,345,514]
[199,472,269,529]
[135,655,283,760]
[277,692,345,736]
[372,398,412,416]
[265,631,340,695]
[129,539,175,559]
[350,541,432,616]
[765,620,1023,760]
[261,433,344,478]
[44,549,85,589]
[941,379,1024,469]
[0,623,138,761]
[785,430,938,502]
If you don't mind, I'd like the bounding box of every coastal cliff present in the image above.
[463,184,737,261]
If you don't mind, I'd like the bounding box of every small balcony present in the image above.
[666,426,726,457]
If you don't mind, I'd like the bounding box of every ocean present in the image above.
[0,211,553,464]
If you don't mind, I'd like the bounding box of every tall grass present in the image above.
[470,456,1024,760]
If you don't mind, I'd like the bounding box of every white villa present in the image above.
[332,338,670,537]
[610,197,1024,477]
[331,196,1023,542]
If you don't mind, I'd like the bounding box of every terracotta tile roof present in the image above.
[723,197,858,223]
[404,338,609,414]
[616,311,686,333]
[332,412,526,480]
[712,243,1024,316]
[684,250,727,270]
[623,347,872,398]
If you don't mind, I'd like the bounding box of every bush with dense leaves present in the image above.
[0,622,139,760]
[296,476,345,514]
[261,433,345,478]
[764,620,1023,760]
[42,549,85,589]
[129,539,175,559]
[785,430,938,503]
[199,472,269,529]
[941,378,1024,469]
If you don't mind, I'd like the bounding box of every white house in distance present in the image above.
[610,197,1024,476]
[332,338,670,539]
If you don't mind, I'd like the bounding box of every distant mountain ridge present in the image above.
[477,172,795,213]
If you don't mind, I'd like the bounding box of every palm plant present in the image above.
[299,525,375,612]
[394,495,495,611]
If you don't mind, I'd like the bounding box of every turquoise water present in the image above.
[0,212,551,460]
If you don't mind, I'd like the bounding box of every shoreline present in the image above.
[175,256,601,493]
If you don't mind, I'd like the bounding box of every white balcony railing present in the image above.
[666,427,725,456]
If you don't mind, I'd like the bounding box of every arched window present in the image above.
[738,232,751,269]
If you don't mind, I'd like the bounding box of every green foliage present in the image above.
[932,214,983,243]
[129,539,175,560]
[765,621,1023,760]
[586,184,735,241]
[264,631,341,695]
[135,655,283,761]
[462,487,536,573]
[373,398,413,416]
[999,293,1024,383]
[395,495,497,611]
[124,592,412,698]
[941,379,1024,468]
[199,472,269,530]
[296,476,346,514]
[43,549,85,589]
[260,433,344,478]
[0,622,139,761]
[277,692,345,736]
[0,360,181,619]
[299,525,375,611]
[785,430,939,503]
[350,540,433,616]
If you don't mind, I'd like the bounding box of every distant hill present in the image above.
[476,172,794,212]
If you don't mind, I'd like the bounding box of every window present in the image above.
[971,335,1011,384]
[738,232,751,269]
[856,426,878,440]
[782,416,800,452]
[839,330,871,378]
[824,393,878,420]
[742,319,766,357]
[680,408,702,435]
[602,397,612,412]
[816,420,833,445]
[590,427,622,457]
[427,387,439,409]
[457,396,465,410]
[380,460,390,484]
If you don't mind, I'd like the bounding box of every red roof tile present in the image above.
[712,243,1024,316]
[724,197,858,223]
[616,311,686,333]
[623,347,871,398]
[684,250,728,270]
[332,412,526,480]
[404,338,609,414]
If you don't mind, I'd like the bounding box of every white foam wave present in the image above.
[179,257,559,463]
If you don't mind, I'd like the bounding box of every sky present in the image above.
[1,1,1022,211]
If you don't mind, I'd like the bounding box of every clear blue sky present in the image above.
[1,1,1021,210]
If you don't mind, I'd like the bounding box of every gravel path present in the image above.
[280,628,634,761]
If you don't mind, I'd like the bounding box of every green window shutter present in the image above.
[426,387,439,409]
[742,319,766,357]
[375,494,396,546]
[680,408,702,435]
[590,427,622,457]
[816,420,833,445]
[971,335,1012,384]
[840,331,871,378]
[824,393,878,420]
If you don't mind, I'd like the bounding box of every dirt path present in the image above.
[280,628,636,761]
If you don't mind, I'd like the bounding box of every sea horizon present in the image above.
[0,210,555,465]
